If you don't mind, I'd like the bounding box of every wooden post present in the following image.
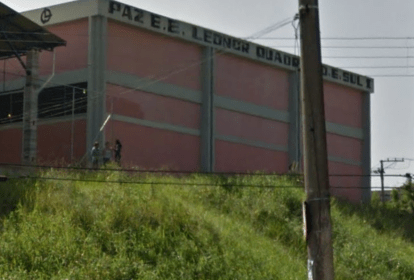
[298,0,335,279]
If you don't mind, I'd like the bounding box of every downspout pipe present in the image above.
[36,49,56,94]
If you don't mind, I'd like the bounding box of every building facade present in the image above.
[0,0,374,202]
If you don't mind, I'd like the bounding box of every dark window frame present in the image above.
[0,82,88,125]
[38,82,87,119]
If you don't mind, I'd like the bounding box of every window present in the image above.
[38,82,87,119]
[0,90,23,124]
[0,82,88,125]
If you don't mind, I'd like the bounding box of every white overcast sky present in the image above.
[4,0,414,189]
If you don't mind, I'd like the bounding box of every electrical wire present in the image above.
[7,176,303,189]
[3,30,414,41]
[245,17,293,40]
[252,36,414,40]
[0,162,301,176]
[292,14,300,56]
[368,75,414,77]
[323,56,414,59]
[275,46,414,49]
[339,65,414,69]
[3,175,392,191]
[0,93,88,124]
[0,163,409,178]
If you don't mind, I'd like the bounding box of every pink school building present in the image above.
[0,0,374,203]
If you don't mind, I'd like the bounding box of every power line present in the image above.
[252,36,414,40]
[276,46,414,49]
[340,65,414,69]
[0,163,409,178]
[5,175,380,190]
[0,162,300,176]
[323,56,414,59]
[4,30,414,41]
[245,17,294,40]
[368,74,414,77]
[8,176,303,188]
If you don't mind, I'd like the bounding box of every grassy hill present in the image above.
[0,168,414,279]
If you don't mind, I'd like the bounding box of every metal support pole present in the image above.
[379,158,404,202]
[22,50,39,165]
[200,47,215,172]
[298,0,334,279]
[380,160,385,203]
[405,173,412,192]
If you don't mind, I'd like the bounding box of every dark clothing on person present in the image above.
[114,141,122,164]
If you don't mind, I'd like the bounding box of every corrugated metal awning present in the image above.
[0,2,66,60]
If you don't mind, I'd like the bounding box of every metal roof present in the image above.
[0,2,66,60]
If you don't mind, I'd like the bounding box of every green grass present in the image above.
[0,169,414,279]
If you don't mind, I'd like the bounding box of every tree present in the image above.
[391,174,414,214]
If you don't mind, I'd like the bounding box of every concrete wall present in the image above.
[215,54,289,110]
[0,57,25,83]
[323,81,365,202]
[106,84,200,129]
[105,21,202,169]
[0,117,87,165]
[38,19,89,75]
[214,54,290,173]
[106,20,202,90]
[105,84,201,169]
[37,119,87,164]
[0,126,22,164]
[107,120,200,170]
[328,162,363,203]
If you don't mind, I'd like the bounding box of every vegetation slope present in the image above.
[0,168,413,279]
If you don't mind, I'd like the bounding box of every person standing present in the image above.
[114,139,122,165]
[102,141,112,166]
[91,141,100,169]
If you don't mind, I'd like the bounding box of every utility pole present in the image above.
[406,173,412,186]
[379,160,385,203]
[379,158,404,202]
[298,0,334,279]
